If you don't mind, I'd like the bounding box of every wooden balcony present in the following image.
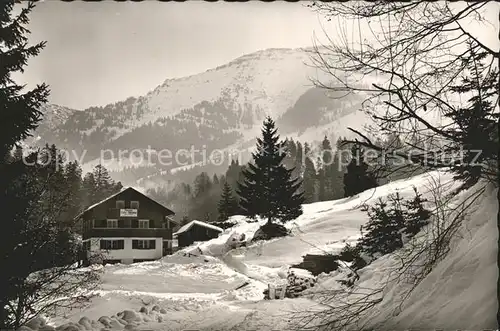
[83,228,172,240]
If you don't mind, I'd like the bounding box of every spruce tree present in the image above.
[0,3,99,327]
[64,161,83,223]
[343,144,378,197]
[318,136,333,201]
[217,181,238,222]
[360,195,405,257]
[295,142,303,175]
[0,1,49,158]
[303,156,317,203]
[237,117,304,224]
[82,164,122,206]
[447,44,499,186]
[403,187,432,238]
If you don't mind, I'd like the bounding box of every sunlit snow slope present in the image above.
[34,170,496,331]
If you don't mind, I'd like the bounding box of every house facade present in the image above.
[78,187,176,265]
[173,220,223,248]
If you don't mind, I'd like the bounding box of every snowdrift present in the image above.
[21,170,497,331]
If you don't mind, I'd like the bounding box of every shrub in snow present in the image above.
[292,254,340,276]
[331,188,432,289]
[338,243,367,271]
[360,189,432,259]
[402,187,432,237]
[252,222,289,242]
[361,196,405,256]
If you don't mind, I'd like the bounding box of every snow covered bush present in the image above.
[251,222,289,242]
[359,188,432,260]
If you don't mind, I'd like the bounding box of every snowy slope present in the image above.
[146,48,324,122]
[25,170,496,331]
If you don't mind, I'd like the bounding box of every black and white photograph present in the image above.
[1,1,499,330]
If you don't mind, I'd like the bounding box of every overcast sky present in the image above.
[20,1,335,110]
[19,1,499,110]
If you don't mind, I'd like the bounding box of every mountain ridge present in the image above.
[32,47,371,186]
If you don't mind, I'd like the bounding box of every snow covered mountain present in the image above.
[33,47,373,184]
[32,104,79,142]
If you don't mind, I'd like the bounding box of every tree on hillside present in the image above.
[0,1,49,158]
[190,172,221,222]
[0,2,99,328]
[64,160,83,222]
[303,2,499,328]
[82,164,122,207]
[310,2,498,186]
[217,181,238,222]
[302,156,318,203]
[343,144,378,197]
[237,117,304,224]
[295,141,304,176]
[318,136,333,201]
[403,187,432,238]
[317,135,344,201]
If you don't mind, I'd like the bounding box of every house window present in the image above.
[165,217,174,229]
[107,219,118,228]
[130,201,140,209]
[138,220,149,229]
[132,239,156,250]
[100,240,124,250]
[116,200,125,209]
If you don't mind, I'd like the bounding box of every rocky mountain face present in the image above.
[32,47,373,187]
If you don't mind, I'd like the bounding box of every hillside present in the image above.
[31,47,375,186]
[33,170,497,331]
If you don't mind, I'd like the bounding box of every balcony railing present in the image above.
[83,228,172,240]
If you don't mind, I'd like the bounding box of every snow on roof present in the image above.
[74,188,127,219]
[74,187,175,220]
[173,220,223,237]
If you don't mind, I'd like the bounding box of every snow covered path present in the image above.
[39,170,497,331]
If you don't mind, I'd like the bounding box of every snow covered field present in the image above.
[30,170,496,331]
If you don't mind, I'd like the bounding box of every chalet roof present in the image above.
[74,187,175,220]
[173,220,223,237]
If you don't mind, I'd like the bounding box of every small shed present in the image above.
[173,220,223,248]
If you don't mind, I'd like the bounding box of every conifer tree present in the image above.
[237,117,304,224]
[0,3,98,327]
[360,195,405,257]
[446,44,499,186]
[82,164,122,206]
[217,181,238,222]
[0,1,49,158]
[403,187,432,238]
[302,156,317,203]
[318,136,333,201]
[343,144,378,197]
[64,161,83,222]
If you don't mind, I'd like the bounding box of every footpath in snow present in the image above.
[25,170,497,331]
